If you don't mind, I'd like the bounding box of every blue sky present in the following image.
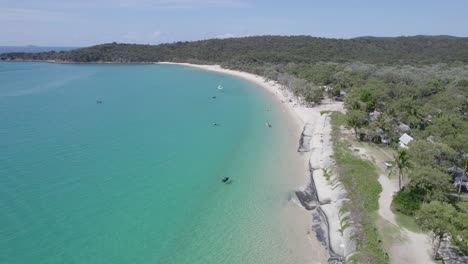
[1,0,467,46]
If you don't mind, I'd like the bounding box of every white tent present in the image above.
[399,133,413,148]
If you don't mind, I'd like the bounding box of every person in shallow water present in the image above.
[212,122,218,126]
[222,176,230,183]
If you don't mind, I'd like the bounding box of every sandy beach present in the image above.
[159,62,350,262]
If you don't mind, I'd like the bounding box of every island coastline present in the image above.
[1,59,354,262]
[158,62,354,262]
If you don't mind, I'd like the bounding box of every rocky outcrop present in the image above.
[296,113,356,263]
[295,174,319,210]
[439,236,468,264]
[298,123,314,152]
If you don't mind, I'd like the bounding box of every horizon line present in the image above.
[2,34,467,48]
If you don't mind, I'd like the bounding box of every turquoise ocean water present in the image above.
[0,62,304,263]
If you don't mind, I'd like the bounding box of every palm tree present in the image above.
[391,149,412,190]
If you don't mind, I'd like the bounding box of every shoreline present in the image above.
[158,62,352,262]
[157,62,308,125]
[2,59,353,262]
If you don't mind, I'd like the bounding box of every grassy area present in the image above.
[330,112,389,264]
[375,213,405,247]
[393,211,422,233]
[330,111,347,126]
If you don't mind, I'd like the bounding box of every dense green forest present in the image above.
[2,35,468,64]
[2,35,468,261]
[249,61,468,261]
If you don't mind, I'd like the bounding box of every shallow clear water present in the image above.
[0,62,305,264]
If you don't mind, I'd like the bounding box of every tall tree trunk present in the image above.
[459,180,463,200]
[459,169,466,200]
[398,171,402,190]
[433,234,443,260]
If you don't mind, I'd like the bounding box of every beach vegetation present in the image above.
[391,188,424,215]
[339,215,352,236]
[331,112,388,264]
[345,109,368,138]
[390,149,412,190]
[322,167,332,181]
[2,34,468,258]
[415,201,458,259]
[407,167,452,202]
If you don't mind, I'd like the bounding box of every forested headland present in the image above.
[2,35,468,65]
[2,35,468,261]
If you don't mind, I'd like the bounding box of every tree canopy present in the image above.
[416,201,457,258]
[2,35,468,65]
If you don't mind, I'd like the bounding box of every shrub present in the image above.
[391,189,424,215]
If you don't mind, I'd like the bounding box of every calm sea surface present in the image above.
[0,62,305,263]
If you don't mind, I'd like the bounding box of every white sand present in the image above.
[303,107,355,258]
[158,62,347,262]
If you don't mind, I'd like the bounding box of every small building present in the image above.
[397,123,410,133]
[448,166,465,179]
[451,166,468,192]
[399,133,413,149]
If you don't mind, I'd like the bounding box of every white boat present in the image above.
[217,85,223,90]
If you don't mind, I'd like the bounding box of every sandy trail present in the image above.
[351,143,434,264]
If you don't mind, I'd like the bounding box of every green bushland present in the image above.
[391,188,424,215]
[456,197,468,214]
[3,34,467,256]
[416,201,468,257]
[331,112,388,264]
[2,36,468,64]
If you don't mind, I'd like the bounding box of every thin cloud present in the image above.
[216,33,236,39]
[0,7,78,22]
[0,0,250,10]
[119,30,164,44]
[215,33,253,39]
[117,0,250,9]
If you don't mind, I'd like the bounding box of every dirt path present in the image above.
[351,143,435,264]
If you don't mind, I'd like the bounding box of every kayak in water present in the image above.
[221,176,232,184]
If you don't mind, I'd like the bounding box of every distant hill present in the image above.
[0,46,78,54]
[1,35,467,65]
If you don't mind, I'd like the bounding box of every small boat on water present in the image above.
[221,176,232,184]
[217,85,224,90]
